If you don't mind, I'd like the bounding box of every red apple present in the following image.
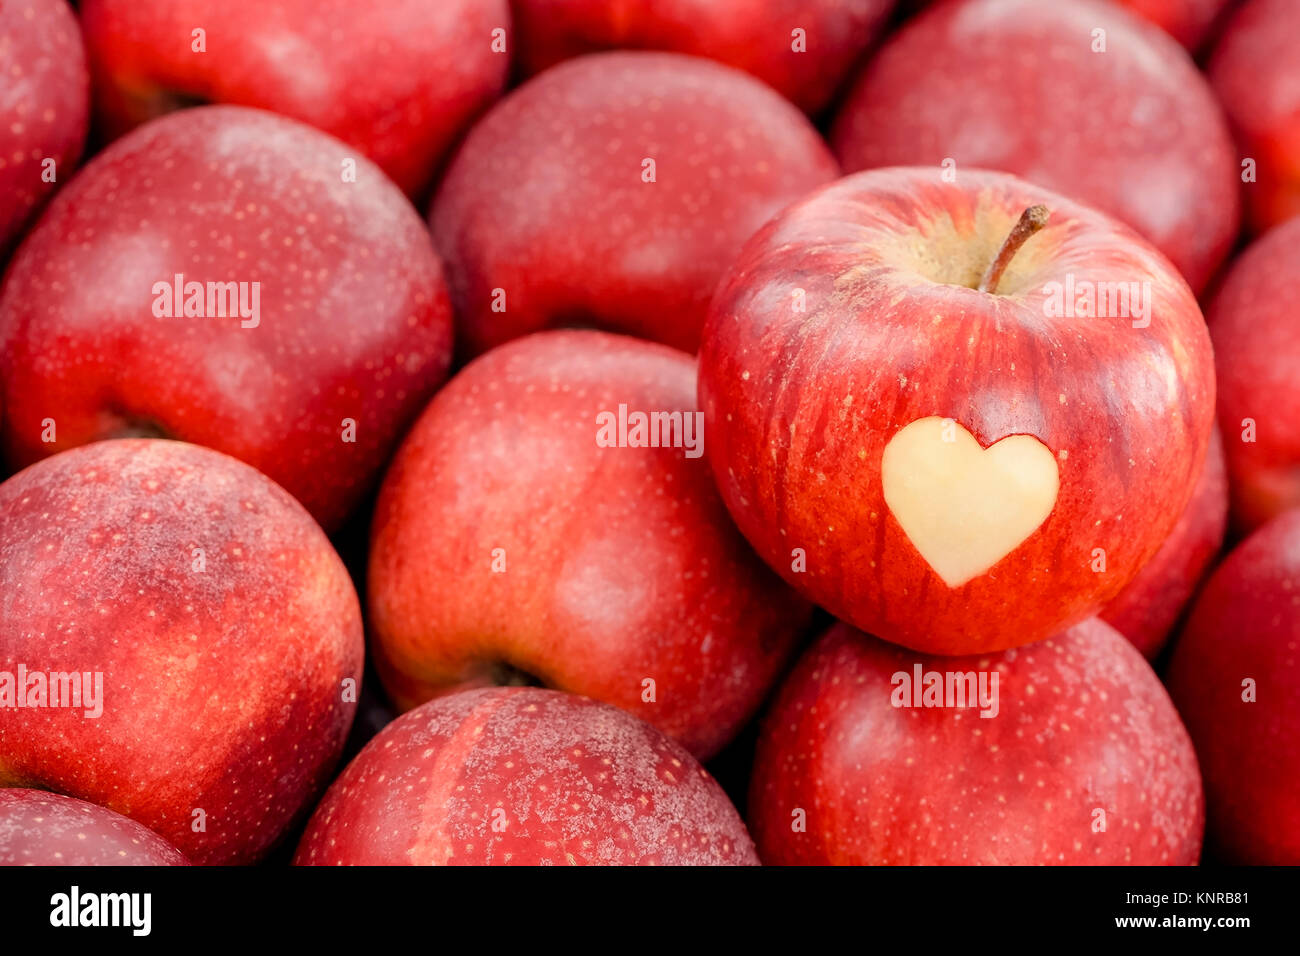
[0,0,88,253]
[1209,0,1300,234]
[0,105,453,532]
[430,51,839,356]
[1100,426,1228,658]
[831,0,1239,294]
[368,329,810,759]
[1114,0,1232,50]
[510,0,896,114]
[0,789,189,866]
[0,439,364,865]
[699,167,1215,656]
[1206,216,1300,532]
[79,0,509,196]
[1166,509,1300,864]
[750,618,1204,864]
[295,687,758,865]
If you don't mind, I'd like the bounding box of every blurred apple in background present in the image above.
[699,167,1215,655]
[0,440,364,865]
[0,789,189,866]
[510,0,896,113]
[0,105,453,532]
[1209,0,1300,234]
[0,0,88,254]
[1167,509,1300,865]
[831,0,1239,293]
[1207,216,1300,532]
[79,0,509,196]
[1114,0,1233,51]
[369,330,810,759]
[295,687,759,865]
[430,51,839,356]
[750,619,1204,864]
[1100,427,1228,658]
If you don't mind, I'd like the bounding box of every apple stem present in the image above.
[977,204,1050,295]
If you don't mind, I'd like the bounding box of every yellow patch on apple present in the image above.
[881,416,1059,587]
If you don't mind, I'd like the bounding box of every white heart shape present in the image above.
[881,417,1060,588]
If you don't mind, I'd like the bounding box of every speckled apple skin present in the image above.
[699,168,1215,655]
[1167,510,1300,865]
[1101,427,1228,658]
[430,51,839,356]
[295,687,759,865]
[511,0,895,114]
[0,0,89,252]
[369,330,810,760]
[1210,0,1300,234]
[0,105,454,532]
[1207,217,1300,532]
[0,440,364,865]
[0,788,189,866]
[750,618,1204,865]
[831,0,1239,294]
[80,0,509,196]
[1115,0,1231,50]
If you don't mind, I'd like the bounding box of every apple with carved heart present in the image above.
[698,167,1216,656]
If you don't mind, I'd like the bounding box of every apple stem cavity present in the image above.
[977,204,1050,295]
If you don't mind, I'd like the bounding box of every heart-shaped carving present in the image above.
[881,417,1059,588]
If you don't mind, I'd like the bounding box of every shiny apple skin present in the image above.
[0,789,189,866]
[0,439,364,865]
[430,51,839,356]
[80,0,509,196]
[750,618,1204,865]
[369,329,810,759]
[295,687,759,865]
[1209,0,1300,234]
[0,105,453,532]
[511,0,895,113]
[1166,510,1300,865]
[0,0,88,253]
[1207,216,1300,533]
[1101,426,1228,658]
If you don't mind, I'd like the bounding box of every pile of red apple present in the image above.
[0,0,1297,868]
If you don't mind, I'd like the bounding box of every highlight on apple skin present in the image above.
[749,618,1204,865]
[0,105,455,533]
[294,687,760,866]
[1166,509,1300,865]
[0,439,364,865]
[0,789,189,866]
[699,166,1216,656]
[368,329,811,760]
